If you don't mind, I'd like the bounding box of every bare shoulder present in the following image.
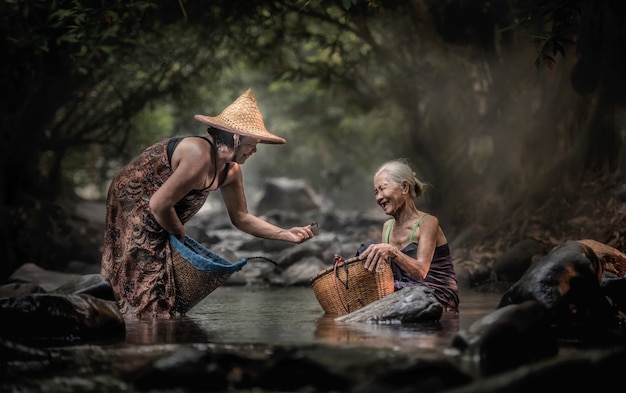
[420,212,440,233]
[172,137,211,168]
[178,136,211,156]
[423,213,439,225]
[422,213,448,245]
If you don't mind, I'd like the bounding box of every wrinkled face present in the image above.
[373,172,405,215]
[232,135,260,164]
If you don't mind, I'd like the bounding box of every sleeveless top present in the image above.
[167,136,231,188]
[101,136,231,318]
[384,215,460,312]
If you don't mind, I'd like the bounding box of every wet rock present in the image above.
[353,359,473,393]
[255,348,352,391]
[50,273,116,301]
[0,293,125,345]
[131,346,249,391]
[444,346,626,393]
[450,300,558,376]
[336,286,443,323]
[498,240,620,340]
[0,282,45,299]
[131,345,351,392]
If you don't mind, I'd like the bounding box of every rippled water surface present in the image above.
[124,286,503,353]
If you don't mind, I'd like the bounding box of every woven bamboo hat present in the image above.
[194,88,286,144]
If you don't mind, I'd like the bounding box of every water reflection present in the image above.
[314,312,462,351]
[121,286,503,352]
[125,316,211,344]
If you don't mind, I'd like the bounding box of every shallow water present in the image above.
[124,286,503,354]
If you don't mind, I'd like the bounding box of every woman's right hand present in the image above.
[285,224,316,244]
[359,243,397,272]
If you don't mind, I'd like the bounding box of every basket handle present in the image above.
[332,254,361,313]
[333,254,350,288]
[334,256,362,285]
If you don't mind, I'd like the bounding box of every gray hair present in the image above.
[375,159,426,199]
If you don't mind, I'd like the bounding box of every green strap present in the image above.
[384,220,394,243]
[384,214,428,244]
[409,214,428,243]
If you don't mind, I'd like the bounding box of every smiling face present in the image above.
[232,135,260,164]
[373,171,407,216]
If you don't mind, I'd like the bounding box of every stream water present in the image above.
[123,286,503,354]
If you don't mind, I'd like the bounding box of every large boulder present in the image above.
[50,273,116,301]
[497,239,620,339]
[336,286,443,323]
[451,300,558,376]
[0,293,125,346]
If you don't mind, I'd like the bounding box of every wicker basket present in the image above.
[170,235,247,315]
[310,256,395,315]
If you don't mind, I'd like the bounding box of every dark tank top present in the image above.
[166,136,231,189]
[383,215,460,312]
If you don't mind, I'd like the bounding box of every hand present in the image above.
[287,224,316,244]
[359,243,395,272]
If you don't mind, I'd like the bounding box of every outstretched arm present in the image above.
[220,164,315,243]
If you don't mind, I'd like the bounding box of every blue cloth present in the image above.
[169,234,247,275]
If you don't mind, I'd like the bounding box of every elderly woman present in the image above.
[101,88,315,318]
[357,159,459,312]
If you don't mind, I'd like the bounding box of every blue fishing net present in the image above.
[169,234,248,275]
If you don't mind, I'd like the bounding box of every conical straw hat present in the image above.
[194,88,286,144]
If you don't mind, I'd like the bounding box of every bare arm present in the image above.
[392,215,439,279]
[220,164,314,243]
[148,139,209,240]
[361,215,441,279]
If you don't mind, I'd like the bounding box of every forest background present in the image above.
[1,0,625,282]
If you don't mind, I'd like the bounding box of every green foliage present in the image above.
[506,0,580,70]
[1,0,623,279]
[2,0,157,73]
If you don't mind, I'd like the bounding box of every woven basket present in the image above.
[170,235,246,315]
[310,256,395,315]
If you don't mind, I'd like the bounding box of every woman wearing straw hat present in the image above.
[357,159,459,313]
[101,88,316,318]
